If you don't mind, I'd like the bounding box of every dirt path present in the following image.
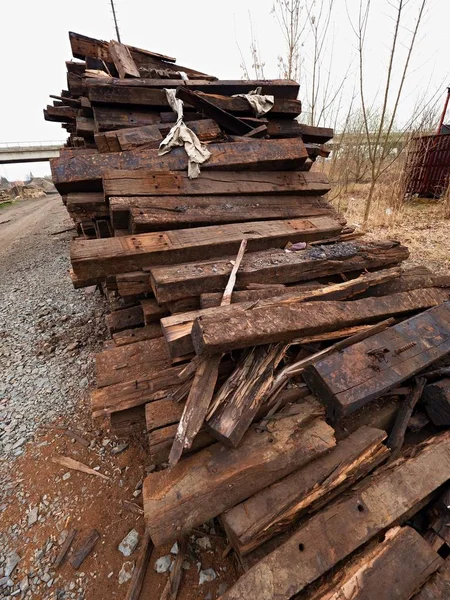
[0,197,237,600]
[0,195,69,257]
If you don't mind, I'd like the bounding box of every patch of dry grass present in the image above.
[317,158,450,275]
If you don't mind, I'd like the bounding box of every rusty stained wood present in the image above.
[103,169,331,198]
[220,431,450,600]
[70,216,342,281]
[149,240,408,304]
[51,138,310,193]
[304,301,450,419]
[160,271,402,359]
[125,195,338,233]
[192,288,449,355]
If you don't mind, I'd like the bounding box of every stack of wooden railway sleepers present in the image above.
[46,31,450,600]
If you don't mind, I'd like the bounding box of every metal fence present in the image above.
[405,133,450,197]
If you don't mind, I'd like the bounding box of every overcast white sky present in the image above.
[1,0,449,180]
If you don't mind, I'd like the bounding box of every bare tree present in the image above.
[354,0,428,226]
[272,0,348,127]
[272,0,305,81]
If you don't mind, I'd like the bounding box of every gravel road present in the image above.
[0,195,107,461]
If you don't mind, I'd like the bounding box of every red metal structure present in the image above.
[405,88,450,197]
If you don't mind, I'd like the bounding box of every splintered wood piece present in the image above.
[51,138,310,193]
[302,526,442,600]
[221,240,247,305]
[149,425,214,466]
[150,240,408,304]
[423,378,450,426]
[108,40,140,79]
[221,426,388,557]
[168,354,222,466]
[159,535,189,600]
[52,456,110,481]
[264,318,396,409]
[387,377,427,461]
[125,529,153,600]
[53,529,78,568]
[206,343,290,447]
[304,301,450,419]
[103,169,331,198]
[219,431,450,600]
[192,288,448,355]
[69,529,100,569]
[144,402,334,547]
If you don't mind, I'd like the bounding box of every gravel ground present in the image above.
[0,196,237,600]
[0,195,107,461]
[0,196,108,598]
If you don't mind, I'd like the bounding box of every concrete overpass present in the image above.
[0,141,64,164]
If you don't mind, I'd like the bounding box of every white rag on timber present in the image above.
[232,87,274,118]
[159,89,211,179]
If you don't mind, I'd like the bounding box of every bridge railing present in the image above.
[0,140,65,149]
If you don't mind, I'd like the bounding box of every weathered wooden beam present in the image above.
[44,105,78,123]
[112,324,162,346]
[302,526,442,600]
[91,364,185,417]
[200,282,322,308]
[93,106,162,132]
[70,216,342,280]
[98,119,221,153]
[87,85,301,116]
[105,304,144,333]
[221,426,388,557]
[143,400,334,547]
[161,272,402,359]
[268,121,333,142]
[304,301,450,419]
[176,87,254,135]
[413,557,450,599]
[84,77,300,98]
[109,40,140,78]
[149,240,408,304]
[51,138,310,193]
[387,377,427,460]
[95,337,170,388]
[69,31,176,63]
[424,378,450,426]
[126,195,338,232]
[103,169,331,198]
[219,431,450,600]
[192,288,448,355]
[69,529,100,569]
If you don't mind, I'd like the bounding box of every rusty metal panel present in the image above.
[405,133,450,197]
